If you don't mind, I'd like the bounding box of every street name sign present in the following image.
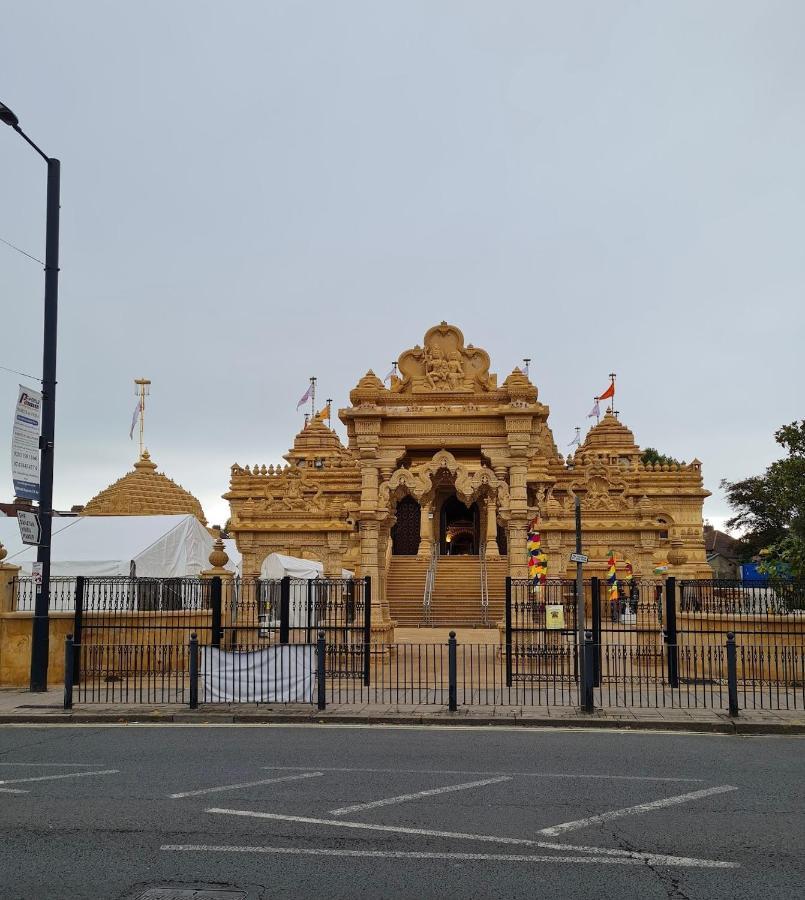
[18,510,42,546]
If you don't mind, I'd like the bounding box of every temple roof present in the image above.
[284,416,348,462]
[82,451,207,524]
[579,411,639,455]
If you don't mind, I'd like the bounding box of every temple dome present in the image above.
[81,451,207,524]
[580,411,639,456]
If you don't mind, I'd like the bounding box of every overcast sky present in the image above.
[1,1,803,529]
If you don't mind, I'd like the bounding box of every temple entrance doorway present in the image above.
[440,494,479,555]
[391,496,421,555]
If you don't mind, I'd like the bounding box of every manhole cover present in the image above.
[137,891,246,899]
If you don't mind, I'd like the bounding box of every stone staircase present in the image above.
[386,556,430,625]
[387,554,510,627]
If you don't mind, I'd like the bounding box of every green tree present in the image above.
[641,447,682,466]
[721,420,805,577]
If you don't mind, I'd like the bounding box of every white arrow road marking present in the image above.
[0,788,28,794]
[0,769,119,786]
[330,776,511,816]
[160,845,730,867]
[538,785,739,836]
[205,809,737,868]
[169,771,323,799]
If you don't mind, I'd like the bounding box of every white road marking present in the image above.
[205,808,737,868]
[169,771,323,799]
[539,785,739,836]
[0,787,28,794]
[330,776,511,816]
[0,763,108,767]
[0,769,119,786]
[262,765,702,783]
[160,844,728,867]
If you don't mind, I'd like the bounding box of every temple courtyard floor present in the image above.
[0,722,803,898]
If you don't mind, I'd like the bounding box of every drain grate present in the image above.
[137,891,246,899]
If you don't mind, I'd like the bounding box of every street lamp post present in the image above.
[0,100,60,691]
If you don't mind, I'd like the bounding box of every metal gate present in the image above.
[504,577,580,687]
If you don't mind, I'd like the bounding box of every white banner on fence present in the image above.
[12,384,42,502]
[201,645,315,703]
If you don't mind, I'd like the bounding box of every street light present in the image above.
[1,99,61,691]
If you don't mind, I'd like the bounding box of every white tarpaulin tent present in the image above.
[260,553,323,580]
[223,539,242,576]
[0,514,213,577]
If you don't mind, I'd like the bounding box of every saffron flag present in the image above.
[587,399,600,419]
[597,382,615,401]
[128,400,141,440]
[607,550,618,601]
[296,383,313,410]
[624,559,633,583]
[316,402,331,420]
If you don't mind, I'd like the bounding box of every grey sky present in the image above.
[1,1,803,529]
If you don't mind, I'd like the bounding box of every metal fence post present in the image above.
[590,576,601,687]
[189,632,199,709]
[448,631,458,711]
[664,576,679,689]
[363,576,372,687]
[317,629,326,711]
[63,634,74,710]
[582,630,595,713]
[210,576,222,648]
[726,632,739,717]
[279,576,291,644]
[504,577,513,688]
[73,576,84,685]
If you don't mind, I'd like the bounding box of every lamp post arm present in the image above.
[12,124,50,163]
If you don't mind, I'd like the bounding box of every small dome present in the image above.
[502,368,538,403]
[82,450,207,524]
[580,411,638,454]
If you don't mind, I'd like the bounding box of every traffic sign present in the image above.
[18,510,41,546]
[570,552,589,564]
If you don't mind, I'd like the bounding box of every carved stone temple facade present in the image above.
[225,323,711,637]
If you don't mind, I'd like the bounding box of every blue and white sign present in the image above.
[11,384,41,501]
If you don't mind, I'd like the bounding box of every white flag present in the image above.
[383,367,395,383]
[296,383,313,410]
[129,400,141,439]
[587,399,600,419]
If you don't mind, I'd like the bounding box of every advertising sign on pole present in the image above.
[11,385,42,501]
[17,510,42,546]
[32,561,43,588]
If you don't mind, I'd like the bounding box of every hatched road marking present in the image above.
[169,771,323,799]
[538,785,739,836]
[204,809,737,868]
[329,776,511,816]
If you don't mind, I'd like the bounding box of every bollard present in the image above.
[726,632,739,717]
[63,634,74,710]
[317,630,326,711]
[189,632,199,709]
[582,630,595,713]
[448,631,458,712]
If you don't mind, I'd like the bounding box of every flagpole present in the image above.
[326,397,332,428]
[608,372,616,414]
[594,398,600,425]
[310,377,316,421]
[134,378,150,458]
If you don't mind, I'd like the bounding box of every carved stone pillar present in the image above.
[484,496,499,557]
[418,499,433,557]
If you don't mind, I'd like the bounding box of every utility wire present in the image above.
[0,235,44,266]
[0,364,41,382]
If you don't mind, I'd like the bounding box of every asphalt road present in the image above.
[0,724,803,899]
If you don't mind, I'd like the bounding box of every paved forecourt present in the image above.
[0,724,803,898]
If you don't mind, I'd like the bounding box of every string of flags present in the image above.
[527,518,548,586]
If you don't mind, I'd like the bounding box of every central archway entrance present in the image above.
[440,494,479,555]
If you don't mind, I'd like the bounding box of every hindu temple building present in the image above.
[225,322,710,637]
[81,450,208,525]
